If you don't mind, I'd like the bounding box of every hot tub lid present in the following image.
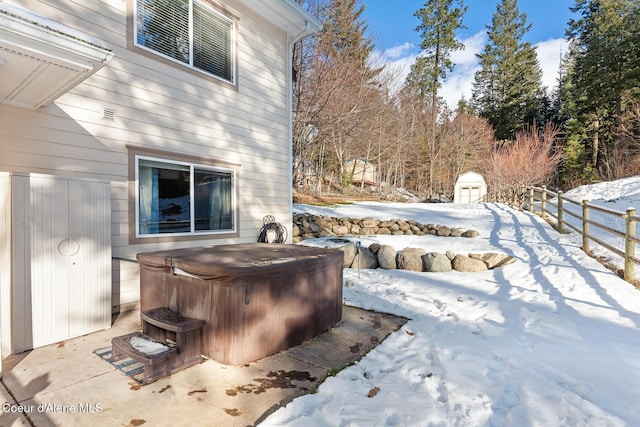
[137,243,342,280]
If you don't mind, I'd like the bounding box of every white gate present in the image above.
[1,173,111,353]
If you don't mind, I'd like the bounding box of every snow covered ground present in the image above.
[262,178,640,426]
[552,175,640,281]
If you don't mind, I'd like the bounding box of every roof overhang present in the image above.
[0,1,114,109]
[237,0,321,42]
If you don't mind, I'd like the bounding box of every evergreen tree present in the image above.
[471,0,544,141]
[320,0,374,68]
[565,0,640,179]
[404,0,467,119]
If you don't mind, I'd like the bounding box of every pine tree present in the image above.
[565,0,640,179]
[404,0,467,119]
[320,0,374,68]
[471,0,544,141]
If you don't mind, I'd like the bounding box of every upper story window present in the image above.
[134,0,235,83]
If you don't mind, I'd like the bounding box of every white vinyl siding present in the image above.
[0,0,291,313]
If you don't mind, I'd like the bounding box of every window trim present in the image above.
[127,0,238,87]
[128,146,240,244]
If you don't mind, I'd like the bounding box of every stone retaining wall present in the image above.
[293,213,480,242]
[330,241,516,273]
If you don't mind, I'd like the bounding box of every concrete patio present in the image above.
[1,306,407,427]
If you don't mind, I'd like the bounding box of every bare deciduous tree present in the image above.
[486,125,562,195]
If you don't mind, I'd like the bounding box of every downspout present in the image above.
[286,21,312,242]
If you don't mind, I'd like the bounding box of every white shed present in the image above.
[454,171,487,203]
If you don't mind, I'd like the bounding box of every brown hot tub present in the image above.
[137,243,343,365]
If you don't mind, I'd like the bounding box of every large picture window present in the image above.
[136,156,235,237]
[134,0,234,83]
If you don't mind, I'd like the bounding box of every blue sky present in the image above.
[361,1,575,107]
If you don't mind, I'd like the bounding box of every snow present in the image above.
[262,177,640,426]
[547,175,640,280]
[129,336,169,356]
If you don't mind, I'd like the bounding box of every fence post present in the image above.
[541,185,547,218]
[557,191,564,233]
[529,187,534,213]
[625,208,636,282]
[582,200,590,254]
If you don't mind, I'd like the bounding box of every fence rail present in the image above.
[485,186,638,282]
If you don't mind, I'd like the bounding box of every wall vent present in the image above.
[102,108,115,120]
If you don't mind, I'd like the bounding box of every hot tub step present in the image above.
[111,332,177,384]
[141,307,205,372]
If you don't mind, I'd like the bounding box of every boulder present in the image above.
[309,222,321,233]
[361,218,379,228]
[452,254,488,272]
[469,253,516,269]
[436,226,452,237]
[368,243,382,253]
[422,252,452,272]
[336,243,357,268]
[462,230,479,238]
[350,247,378,269]
[450,228,463,237]
[359,227,376,236]
[377,245,398,270]
[397,248,426,272]
[332,225,349,235]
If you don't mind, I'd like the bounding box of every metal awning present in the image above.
[0,1,114,109]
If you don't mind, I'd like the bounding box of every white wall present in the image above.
[0,0,294,311]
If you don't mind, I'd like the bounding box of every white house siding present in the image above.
[0,0,295,311]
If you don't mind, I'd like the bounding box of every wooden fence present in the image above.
[485,186,639,282]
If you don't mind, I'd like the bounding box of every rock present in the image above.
[469,253,516,269]
[292,213,480,240]
[437,226,452,237]
[361,218,379,228]
[452,254,488,272]
[422,252,452,272]
[359,227,376,236]
[397,248,426,272]
[368,243,382,253]
[350,247,378,269]
[446,250,456,260]
[336,243,357,268]
[318,229,335,237]
[377,245,398,269]
[450,228,463,237]
[332,225,349,235]
[314,216,330,228]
